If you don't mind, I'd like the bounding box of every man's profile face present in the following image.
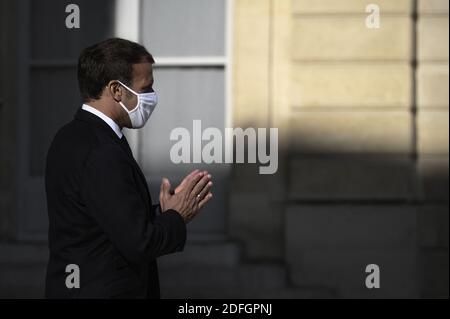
[120,62,154,127]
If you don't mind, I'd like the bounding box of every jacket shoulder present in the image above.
[46,117,122,175]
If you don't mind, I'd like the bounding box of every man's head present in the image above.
[78,38,155,129]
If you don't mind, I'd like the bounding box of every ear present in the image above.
[107,80,122,102]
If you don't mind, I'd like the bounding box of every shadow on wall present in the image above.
[226,119,449,298]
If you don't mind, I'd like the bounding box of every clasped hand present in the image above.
[159,170,213,223]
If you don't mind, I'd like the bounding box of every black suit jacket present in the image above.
[45,108,186,298]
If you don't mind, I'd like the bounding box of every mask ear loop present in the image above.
[117,80,140,112]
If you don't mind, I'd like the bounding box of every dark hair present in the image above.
[77,38,154,101]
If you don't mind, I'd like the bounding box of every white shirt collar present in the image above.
[81,104,123,139]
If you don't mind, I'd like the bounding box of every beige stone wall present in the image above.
[232,0,448,297]
[416,0,449,298]
[231,0,286,260]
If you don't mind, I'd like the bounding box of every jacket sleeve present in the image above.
[152,204,162,216]
[81,143,186,265]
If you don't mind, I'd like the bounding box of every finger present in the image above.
[161,177,171,200]
[198,192,213,210]
[160,178,167,207]
[159,178,165,201]
[190,174,212,199]
[189,169,201,178]
[175,169,199,194]
[196,180,213,201]
[185,171,205,194]
[188,175,210,209]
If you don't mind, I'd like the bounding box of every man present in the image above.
[45,38,213,298]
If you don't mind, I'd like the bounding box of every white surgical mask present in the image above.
[117,80,158,129]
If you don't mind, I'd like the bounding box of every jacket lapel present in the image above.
[118,136,152,201]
